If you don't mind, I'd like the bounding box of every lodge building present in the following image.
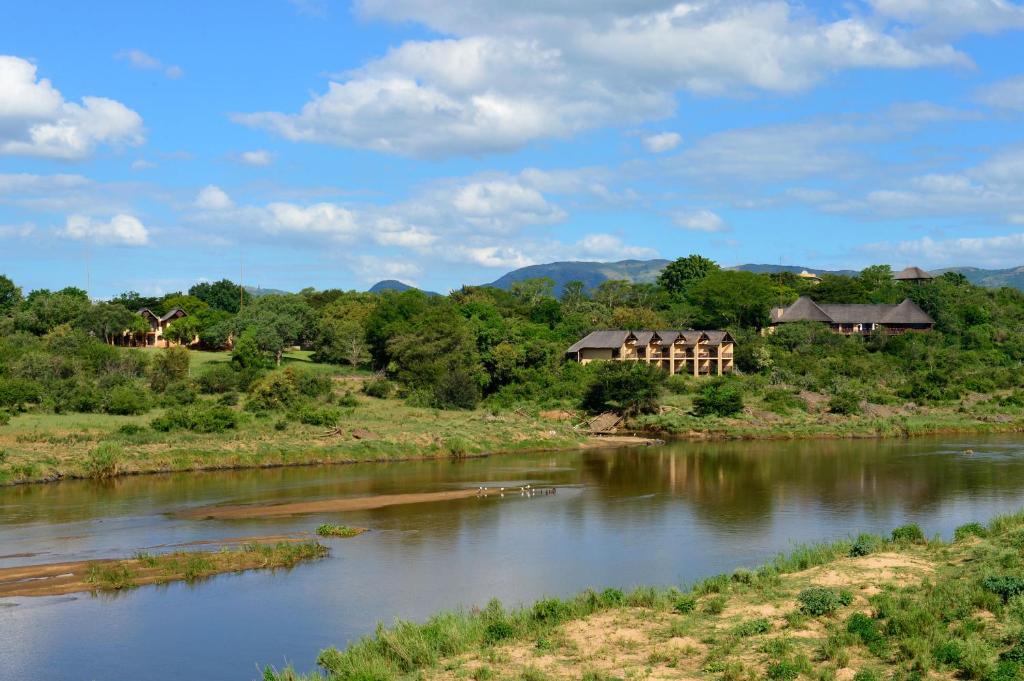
[769,297,934,334]
[567,330,735,376]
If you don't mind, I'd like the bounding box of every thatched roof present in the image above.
[893,266,933,281]
[137,307,188,323]
[772,296,933,325]
[567,330,631,353]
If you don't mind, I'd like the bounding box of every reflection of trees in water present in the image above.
[574,437,1024,530]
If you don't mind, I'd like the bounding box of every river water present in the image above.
[3,435,1024,680]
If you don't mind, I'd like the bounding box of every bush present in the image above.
[292,405,341,427]
[532,598,571,624]
[161,380,197,406]
[196,364,241,394]
[104,383,152,415]
[692,380,744,417]
[827,390,861,415]
[797,587,852,616]
[0,376,42,411]
[955,522,988,542]
[983,576,1024,603]
[294,370,332,398]
[248,369,301,410]
[0,411,9,427]
[151,403,240,433]
[673,595,696,613]
[849,533,882,557]
[762,388,805,415]
[85,442,123,478]
[363,377,394,399]
[149,347,190,392]
[664,374,693,395]
[891,524,926,544]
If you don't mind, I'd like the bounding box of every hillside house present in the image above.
[567,330,735,376]
[893,266,934,283]
[769,296,934,334]
[119,308,189,347]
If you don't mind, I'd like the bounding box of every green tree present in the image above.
[657,255,720,295]
[312,294,376,366]
[687,270,777,328]
[0,275,22,314]
[83,302,137,344]
[189,279,251,314]
[581,362,665,416]
[232,294,314,365]
[163,316,200,346]
[560,280,586,310]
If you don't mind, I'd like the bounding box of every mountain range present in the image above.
[369,260,1024,296]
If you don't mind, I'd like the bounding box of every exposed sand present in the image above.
[177,487,544,520]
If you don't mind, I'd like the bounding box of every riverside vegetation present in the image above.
[3,257,1024,483]
[265,512,1024,681]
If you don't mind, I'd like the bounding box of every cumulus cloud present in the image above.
[194,185,234,210]
[239,2,971,157]
[673,209,728,232]
[0,56,144,159]
[861,232,1024,268]
[867,0,1024,37]
[450,179,566,231]
[116,49,184,79]
[978,75,1024,110]
[642,132,682,153]
[61,214,150,246]
[264,202,357,236]
[238,149,273,166]
[575,233,658,259]
[353,255,421,283]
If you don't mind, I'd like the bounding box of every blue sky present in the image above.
[4,0,1024,297]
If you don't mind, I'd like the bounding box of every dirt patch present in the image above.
[178,488,529,520]
[806,552,934,590]
[583,435,664,448]
[540,410,575,421]
[351,428,380,440]
[799,391,828,413]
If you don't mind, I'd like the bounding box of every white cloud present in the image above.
[240,2,970,157]
[0,56,144,159]
[977,75,1024,110]
[861,232,1024,268]
[265,202,358,236]
[454,245,537,269]
[61,214,149,246]
[238,149,273,166]
[116,49,183,79]
[575,233,658,259]
[1011,214,1024,225]
[450,179,566,231]
[642,132,682,153]
[194,185,234,210]
[868,0,1024,36]
[353,255,421,283]
[131,159,156,171]
[0,222,35,238]
[673,209,728,232]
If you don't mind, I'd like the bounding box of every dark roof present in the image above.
[773,296,831,323]
[568,329,731,353]
[567,330,631,353]
[137,307,187,323]
[893,266,933,281]
[632,331,659,346]
[772,297,934,326]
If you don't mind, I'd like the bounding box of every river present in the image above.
[3,435,1024,680]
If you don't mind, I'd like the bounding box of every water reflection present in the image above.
[2,435,1024,681]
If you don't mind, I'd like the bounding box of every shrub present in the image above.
[0,377,41,411]
[248,369,301,410]
[363,377,394,399]
[797,587,852,616]
[846,613,887,657]
[891,524,926,544]
[104,383,152,415]
[692,380,744,417]
[315,524,363,538]
[955,522,988,542]
[664,374,693,395]
[734,618,772,636]
[532,598,571,624]
[762,388,805,415]
[827,390,861,415]
[983,576,1024,603]
[484,621,515,644]
[117,424,145,436]
[149,346,190,392]
[151,403,240,433]
[294,370,332,398]
[0,411,9,427]
[196,364,241,394]
[293,405,342,427]
[581,361,665,416]
[85,442,123,478]
[161,380,198,406]
[673,595,696,614]
[849,533,882,557]
[852,670,879,681]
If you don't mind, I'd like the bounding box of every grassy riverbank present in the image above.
[267,511,1024,681]
[0,540,327,597]
[2,386,1023,485]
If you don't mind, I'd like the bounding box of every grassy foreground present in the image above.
[267,512,1024,681]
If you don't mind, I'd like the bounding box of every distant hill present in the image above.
[935,266,1024,290]
[369,280,441,296]
[244,285,290,297]
[485,259,671,295]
